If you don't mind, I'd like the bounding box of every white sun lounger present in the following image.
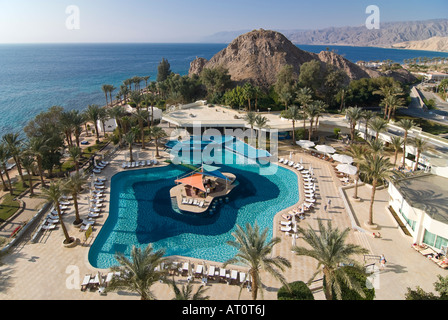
[239,272,246,284]
[195,265,204,277]
[182,197,188,204]
[81,275,91,291]
[193,199,199,206]
[59,201,71,206]
[199,201,205,207]
[42,224,56,230]
[207,265,216,278]
[93,169,101,174]
[279,158,285,163]
[280,220,292,226]
[47,218,59,224]
[188,199,193,205]
[80,224,92,232]
[230,270,238,283]
[219,268,227,280]
[304,202,314,208]
[281,226,292,232]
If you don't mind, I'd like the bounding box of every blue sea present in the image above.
[1,43,448,136]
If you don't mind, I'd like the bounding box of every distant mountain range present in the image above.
[201,19,448,52]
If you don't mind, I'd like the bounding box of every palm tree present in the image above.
[367,139,384,157]
[20,154,35,196]
[0,144,11,192]
[150,126,167,158]
[292,220,368,300]
[108,85,116,107]
[102,84,110,106]
[344,144,368,200]
[386,94,405,121]
[68,146,82,173]
[85,104,102,143]
[133,109,149,150]
[242,82,255,111]
[305,101,323,141]
[143,93,157,127]
[26,136,48,188]
[170,278,210,300]
[41,181,73,244]
[254,115,270,148]
[284,105,301,144]
[278,90,294,111]
[390,136,403,169]
[71,110,85,147]
[3,132,27,187]
[398,119,415,169]
[369,117,388,141]
[130,90,143,110]
[411,137,429,171]
[311,100,327,137]
[296,87,313,130]
[362,110,376,141]
[244,111,257,147]
[62,173,87,225]
[224,222,291,300]
[345,107,363,143]
[124,131,136,162]
[107,105,126,145]
[105,245,168,300]
[360,154,394,226]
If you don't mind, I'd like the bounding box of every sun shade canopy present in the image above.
[201,164,230,181]
[175,173,206,192]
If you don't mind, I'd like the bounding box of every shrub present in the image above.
[277,281,314,300]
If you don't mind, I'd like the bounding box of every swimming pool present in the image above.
[88,147,298,269]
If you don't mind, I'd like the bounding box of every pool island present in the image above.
[170,167,237,214]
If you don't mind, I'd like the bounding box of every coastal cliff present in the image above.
[392,36,448,53]
[189,29,416,88]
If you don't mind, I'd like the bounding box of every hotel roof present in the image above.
[393,173,448,225]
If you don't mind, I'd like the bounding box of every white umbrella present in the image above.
[333,154,353,164]
[315,145,336,154]
[336,163,358,175]
[296,140,315,148]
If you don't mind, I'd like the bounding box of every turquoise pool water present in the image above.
[88,151,298,269]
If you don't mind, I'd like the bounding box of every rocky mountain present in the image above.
[189,29,416,88]
[392,36,448,52]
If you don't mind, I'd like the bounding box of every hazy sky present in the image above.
[0,0,447,43]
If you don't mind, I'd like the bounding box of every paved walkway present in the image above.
[0,140,443,300]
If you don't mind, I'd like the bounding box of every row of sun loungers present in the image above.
[168,261,252,288]
[81,271,121,293]
[301,169,317,209]
[311,152,334,162]
[40,195,75,231]
[121,159,159,169]
[278,158,305,172]
[412,244,448,269]
[181,197,206,208]
[92,161,109,174]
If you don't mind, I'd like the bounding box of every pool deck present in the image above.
[0,135,443,300]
